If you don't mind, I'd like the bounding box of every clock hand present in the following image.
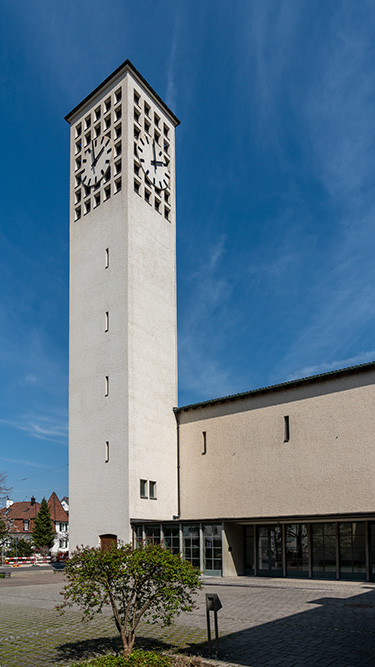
[91,140,96,163]
[151,160,166,167]
[92,145,105,166]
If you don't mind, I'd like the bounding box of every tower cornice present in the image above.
[65,59,180,127]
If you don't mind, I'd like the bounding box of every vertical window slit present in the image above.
[284,416,290,442]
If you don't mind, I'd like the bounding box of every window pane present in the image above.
[257,525,282,574]
[203,524,222,574]
[339,522,366,578]
[183,524,200,568]
[286,524,308,575]
[312,523,336,577]
[144,524,160,545]
[163,525,180,554]
[134,525,143,548]
[245,526,254,573]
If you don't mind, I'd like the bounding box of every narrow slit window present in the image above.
[149,481,157,500]
[284,415,290,442]
[202,431,207,455]
[105,311,109,332]
[105,441,109,463]
[140,479,148,498]
[105,248,109,268]
[105,376,109,397]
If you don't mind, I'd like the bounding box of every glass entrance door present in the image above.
[257,525,282,576]
[203,524,222,575]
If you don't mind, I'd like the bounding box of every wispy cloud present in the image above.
[0,413,68,444]
[286,351,375,383]
[0,456,48,468]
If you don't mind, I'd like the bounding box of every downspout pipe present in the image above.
[173,408,180,520]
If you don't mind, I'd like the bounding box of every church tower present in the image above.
[66,61,179,549]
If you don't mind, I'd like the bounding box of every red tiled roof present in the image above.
[47,492,69,522]
[1,492,69,523]
[0,501,40,520]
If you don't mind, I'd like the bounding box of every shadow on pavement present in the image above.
[187,586,375,667]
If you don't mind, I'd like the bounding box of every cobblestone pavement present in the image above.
[1,568,375,666]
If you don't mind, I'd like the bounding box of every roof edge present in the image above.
[174,360,375,413]
[65,59,180,126]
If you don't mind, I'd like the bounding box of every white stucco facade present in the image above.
[67,62,178,550]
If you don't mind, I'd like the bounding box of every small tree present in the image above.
[32,498,55,554]
[58,542,201,657]
[0,516,9,545]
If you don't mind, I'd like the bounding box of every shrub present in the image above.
[69,651,203,666]
[58,543,201,658]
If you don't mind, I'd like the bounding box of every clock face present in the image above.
[137,135,170,190]
[81,136,113,187]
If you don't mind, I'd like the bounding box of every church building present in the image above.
[66,61,375,581]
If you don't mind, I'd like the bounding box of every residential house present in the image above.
[0,492,69,554]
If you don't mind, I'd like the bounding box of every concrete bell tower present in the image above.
[66,61,179,549]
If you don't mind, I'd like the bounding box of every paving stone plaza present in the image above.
[1,568,375,666]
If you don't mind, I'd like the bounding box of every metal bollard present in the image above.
[205,593,222,657]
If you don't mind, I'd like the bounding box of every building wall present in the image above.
[68,65,178,550]
[178,369,375,521]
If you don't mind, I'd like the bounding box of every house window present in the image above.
[149,481,157,500]
[140,479,148,498]
[24,520,29,531]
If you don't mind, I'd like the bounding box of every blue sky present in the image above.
[1,0,375,502]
